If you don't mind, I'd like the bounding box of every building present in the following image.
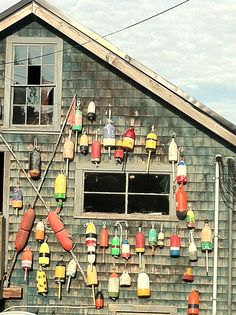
[0,0,235,314]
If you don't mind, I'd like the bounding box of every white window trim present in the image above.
[108,303,177,314]
[74,162,177,222]
[4,36,63,131]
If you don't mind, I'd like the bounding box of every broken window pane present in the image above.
[14,45,27,65]
[41,87,54,105]
[27,106,39,125]
[13,106,25,124]
[28,65,41,85]
[13,87,26,104]
[27,87,40,105]
[41,105,53,125]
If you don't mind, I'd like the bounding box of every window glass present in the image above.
[42,65,54,84]
[12,106,25,124]
[14,66,27,84]
[13,87,26,104]
[28,45,41,65]
[83,172,170,215]
[27,87,40,105]
[41,87,54,106]
[41,105,53,125]
[28,66,41,85]
[42,45,55,64]
[14,45,27,65]
[27,106,39,125]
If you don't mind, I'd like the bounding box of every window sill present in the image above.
[1,127,61,135]
[74,212,178,222]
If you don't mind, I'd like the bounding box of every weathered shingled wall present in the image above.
[1,20,236,315]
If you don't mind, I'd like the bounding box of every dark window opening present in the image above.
[83,172,170,215]
[28,65,41,84]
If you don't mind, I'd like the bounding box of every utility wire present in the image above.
[0,0,191,67]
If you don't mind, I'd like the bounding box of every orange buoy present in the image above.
[176,183,188,220]
[15,207,35,252]
[95,287,104,309]
[22,246,33,281]
[91,130,101,166]
[188,289,200,315]
[182,267,194,283]
[99,221,109,264]
[170,232,180,257]
[35,220,45,243]
[136,226,145,268]
[29,138,41,180]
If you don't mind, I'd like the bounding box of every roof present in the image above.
[1,0,236,147]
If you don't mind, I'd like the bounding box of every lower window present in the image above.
[83,171,171,215]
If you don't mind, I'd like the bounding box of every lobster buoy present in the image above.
[80,130,89,155]
[54,257,66,299]
[108,272,119,301]
[157,223,165,248]
[55,171,67,201]
[87,245,96,265]
[170,232,180,257]
[91,130,101,165]
[188,289,200,315]
[63,130,74,176]
[121,239,131,260]
[168,136,178,162]
[29,138,41,179]
[120,270,131,287]
[186,206,195,229]
[176,157,187,184]
[103,121,116,148]
[15,207,35,253]
[87,101,96,122]
[176,184,188,220]
[148,224,157,256]
[66,258,77,292]
[136,226,145,268]
[99,221,109,264]
[95,288,104,309]
[22,246,33,281]
[122,126,135,151]
[35,220,45,243]
[114,139,124,164]
[85,221,97,247]
[201,220,213,275]
[189,230,198,262]
[36,266,48,296]
[72,103,83,132]
[145,126,157,173]
[137,272,150,297]
[11,186,23,216]
[111,230,120,259]
[39,238,50,267]
[182,267,194,283]
[87,264,98,286]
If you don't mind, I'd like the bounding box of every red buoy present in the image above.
[176,184,188,220]
[15,207,35,252]
[170,233,180,257]
[136,227,145,268]
[188,289,200,314]
[99,222,109,263]
[91,130,101,165]
[95,288,104,309]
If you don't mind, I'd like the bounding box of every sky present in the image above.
[1,0,236,126]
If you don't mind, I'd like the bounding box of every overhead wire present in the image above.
[0,0,191,67]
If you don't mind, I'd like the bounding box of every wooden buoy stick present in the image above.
[146,151,151,174]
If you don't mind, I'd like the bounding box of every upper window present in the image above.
[5,37,62,129]
[80,170,171,216]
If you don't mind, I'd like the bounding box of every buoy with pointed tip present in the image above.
[108,272,119,301]
[55,171,66,201]
[87,101,96,122]
[189,230,198,262]
[188,288,200,315]
[22,246,33,282]
[54,256,66,300]
[39,238,50,267]
[36,266,48,296]
[29,138,41,180]
[35,220,45,243]
[66,258,77,292]
[157,223,165,248]
[168,135,178,182]
[95,287,104,309]
[12,185,23,216]
[201,220,213,275]
[85,221,97,247]
[99,221,109,264]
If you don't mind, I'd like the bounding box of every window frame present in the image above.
[4,36,63,131]
[108,303,177,314]
[74,162,176,221]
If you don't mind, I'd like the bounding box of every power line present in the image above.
[0,0,191,67]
